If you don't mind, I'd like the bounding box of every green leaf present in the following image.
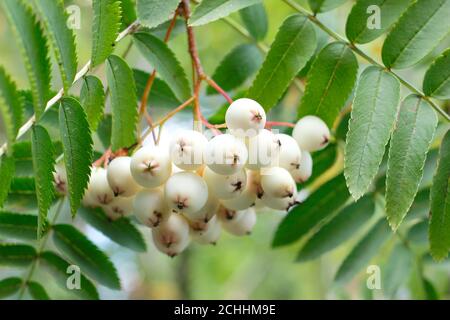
[34,0,78,92]
[0,243,36,266]
[0,277,22,299]
[190,0,261,26]
[208,92,246,124]
[80,76,105,132]
[405,188,430,222]
[346,0,411,44]
[386,95,437,230]
[119,0,137,30]
[137,0,180,28]
[248,14,316,111]
[382,244,414,298]
[106,55,139,151]
[423,48,450,99]
[429,130,450,261]
[297,196,375,262]
[133,69,181,109]
[2,0,51,118]
[27,281,50,300]
[207,44,262,95]
[78,206,146,252]
[52,224,121,290]
[59,98,93,217]
[31,125,55,238]
[423,278,439,300]
[0,67,23,142]
[97,115,112,150]
[145,18,186,41]
[40,251,99,300]
[298,42,358,126]
[308,0,347,13]
[134,32,191,102]
[0,212,37,240]
[306,144,337,186]
[273,174,350,247]
[91,0,122,67]
[334,219,391,285]
[0,155,15,207]
[344,66,400,200]
[239,3,268,41]
[382,0,450,69]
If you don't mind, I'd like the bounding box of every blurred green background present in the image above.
[1,0,449,300]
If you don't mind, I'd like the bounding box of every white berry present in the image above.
[246,129,280,170]
[107,156,141,197]
[133,188,168,228]
[260,192,297,211]
[169,130,208,171]
[89,167,115,205]
[103,196,134,220]
[203,167,247,200]
[164,172,208,215]
[182,190,219,223]
[260,167,296,198]
[292,115,330,152]
[290,151,313,183]
[205,134,248,175]
[221,169,258,210]
[152,214,190,257]
[275,134,302,172]
[220,207,257,236]
[130,146,172,188]
[225,98,266,137]
[191,215,222,245]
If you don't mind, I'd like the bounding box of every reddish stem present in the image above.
[205,77,233,104]
[266,121,296,128]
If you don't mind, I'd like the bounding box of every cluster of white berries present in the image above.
[54,98,330,257]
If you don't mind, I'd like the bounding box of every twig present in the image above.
[205,76,233,104]
[0,21,141,157]
[282,0,450,122]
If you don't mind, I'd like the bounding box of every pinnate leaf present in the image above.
[308,0,347,13]
[80,76,105,132]
[40,251,99,300]
[239,3,268,41]
[0,277,22,299]
[137,0,180,28]
[0,67,23,143]
[207,44,262,95]
[429,130,450,261]
[346,0,411,44]
[386,95,437,230]
[34,0,78,91]
[0,243,36,267]
[297,196,375,262]
[91,0,122,67]
[273,174,349,247]
[134,32,191,102]
[27,281,50,300]
[382,244,414,298]
[59,98,93,217]
[298,42,358,126]
[0,212,37,240]
[52,224,121,290]
[2,0,51,118]
[382,0,450,69]
[423,48,450,99]
[248,14,316,111]
[334,219,391,285]
[190,0,261,26]
[106,55,138,151]
[31,125,55,238]
[344,66,400,200]
[78,206,146,252]
[0,155,15,208]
